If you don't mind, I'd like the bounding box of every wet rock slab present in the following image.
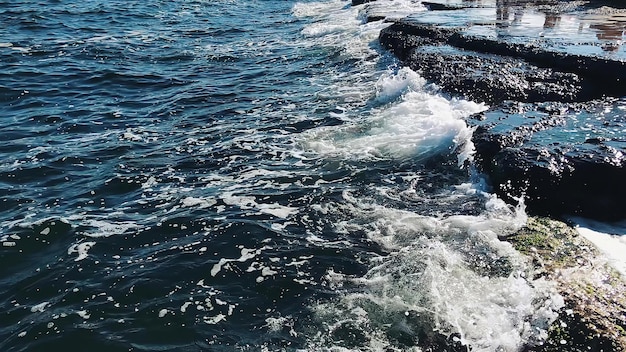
[380,5,626,103]
[377,0,626,221]
[471,100,626,221]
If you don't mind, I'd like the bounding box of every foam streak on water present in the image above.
[0,1,562,351]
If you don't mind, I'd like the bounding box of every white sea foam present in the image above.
[357,0,427,22]
[305,67,485,165]
[76,310,91,319]
[572,217,626,277]
[31,301,50,313]
[375,67,427,103]
[220,190,298,219]
[211,246,271,277]
[305,192,562,351]
[68,241,96,261]
[180,196,217,209]
[294,0,484,167]
[204,314,227,324]
[82,219,139,238]
[121,130,143,142]
[292,1,336,18]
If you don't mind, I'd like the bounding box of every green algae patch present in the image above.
[502,217,626,351]
[502,217,595,270]
[504,219,561,254]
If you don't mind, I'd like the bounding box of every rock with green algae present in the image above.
[502,217,626,351]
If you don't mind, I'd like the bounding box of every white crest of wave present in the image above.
[292,1,338,18]
[305,68,485,165]
[375,67,427,103]
[356,0,428,22]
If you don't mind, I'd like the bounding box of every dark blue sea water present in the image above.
[1,1,568,351]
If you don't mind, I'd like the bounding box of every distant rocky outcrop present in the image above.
[376,0,626,221]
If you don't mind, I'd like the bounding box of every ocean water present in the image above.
[0,1,567,351]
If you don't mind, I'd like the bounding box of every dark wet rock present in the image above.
[375,4,626,349]
[380,20,624,103]
[489,147,625,220]
[403,45,585,104]
[422,2,463,11]
[469,100,626,221]
[383,309,466,351]
[382,22,459,48]
[422,0,489,11]
[503,217,626,351]
[379,1,626,221]
[448,34,626,96]
[364,14,386,23]
[379,0,626,97]
[379,23,460,61]
[352,0,376,6]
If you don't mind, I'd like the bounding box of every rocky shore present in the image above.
[353,0,626,350]
[375,0,626,222]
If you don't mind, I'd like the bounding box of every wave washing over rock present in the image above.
[371,0,626,350]
[378,0,626,222]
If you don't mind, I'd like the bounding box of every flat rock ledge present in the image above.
[376,0,626,221]
[469,100,626,221]
[503,217,626,351]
